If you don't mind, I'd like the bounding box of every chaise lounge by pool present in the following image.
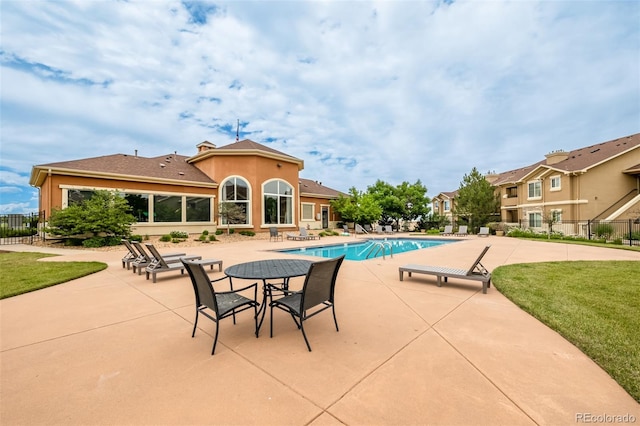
[275,237,459,261]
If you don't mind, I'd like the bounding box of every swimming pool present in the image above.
[276,238,457,261]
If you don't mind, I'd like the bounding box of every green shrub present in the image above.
[202,230,209,235]
[198,234,207,242]
[82,237,104,248]
[159,234,171,242]
[209,235,217,242]
[45,190,134,241]
[0,227,38,238]
[239,230,255,236]
[130,235,143,242]
[81,236,121,248]
[594,223,614,239]
[169,231,189,239]
[215,229,223,235]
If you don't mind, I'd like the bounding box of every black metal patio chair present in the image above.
[182,259,259,355]
[269,255,345,351]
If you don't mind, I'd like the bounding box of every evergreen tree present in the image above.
[454,167,500,232]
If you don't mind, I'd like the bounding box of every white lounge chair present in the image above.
[455,225,468,236]
[440,225,453,236]
[478,227,490,237]
[398,245,492,294]
[299,227,318,240]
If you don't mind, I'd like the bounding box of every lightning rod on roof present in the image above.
[236,119,239,142]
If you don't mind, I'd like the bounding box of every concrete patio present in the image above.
[1,235,639,425]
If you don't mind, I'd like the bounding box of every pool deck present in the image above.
[1,235,639,425]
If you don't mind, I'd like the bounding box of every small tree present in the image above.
[218,202,246,235]
[46,190,135,245]
[454,167,500,232]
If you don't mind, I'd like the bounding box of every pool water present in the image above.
[276,238,456,261]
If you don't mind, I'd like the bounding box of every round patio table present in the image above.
[225,259,312,336]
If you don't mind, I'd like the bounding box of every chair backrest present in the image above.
[364,224,372,232]
[479,227,489,235]
[443,225,453,233]
[458,225,468,234]
[122,239,138,257]
[269,227,279,237]
[182,259,217,313]
[132,241,152,263]
[301,255,345,312]
[343,225,349,232]
[465,245,491,276]
[355,224,365,234]
[299,227,309,237]
[376,225,383,233]
[145,243,170,268]
[384,225,392,232]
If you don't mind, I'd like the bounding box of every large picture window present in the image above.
[264,180,293,225]
[125,193,149,222]
[154,195,182,222]
[220,177,250,225]
[186,197,211,222]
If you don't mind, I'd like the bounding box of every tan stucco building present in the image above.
[29,139,345,236]
[433,133,640,234]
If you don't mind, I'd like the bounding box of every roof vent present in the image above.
[178,172,184,176]
[160,163,166,168]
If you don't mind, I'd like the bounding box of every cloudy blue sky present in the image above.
[1,0,639,214]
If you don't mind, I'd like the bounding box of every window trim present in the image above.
[262,178,294,226]
[527,180,542,200]
[301,202,315,221]
[219,176,252,226]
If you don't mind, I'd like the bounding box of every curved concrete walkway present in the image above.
[1,236,639,425]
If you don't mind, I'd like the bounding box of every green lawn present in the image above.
[493,261,640,403]
[0,252,107,299]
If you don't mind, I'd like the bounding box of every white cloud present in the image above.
[0,0,638,213]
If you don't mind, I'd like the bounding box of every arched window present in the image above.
[263,180,293,225]
[220,177,250,225]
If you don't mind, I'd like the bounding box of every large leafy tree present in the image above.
[46,190,135,240]
[454,167,500,232]
[367,180,402,227]
[394,180,431,230]
[330,187,382,226]
[367,179,430,231]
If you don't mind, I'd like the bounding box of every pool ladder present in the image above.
[365,241,393,260]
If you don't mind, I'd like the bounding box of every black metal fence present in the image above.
[515,219,640,246]
[0,211,45,245]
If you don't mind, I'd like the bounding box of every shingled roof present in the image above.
[30,153,215,187]
[489,133,640,187]
[299,178,345,198]
[216,139,300,159]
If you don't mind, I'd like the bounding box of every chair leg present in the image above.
[192,310,199,337]
[211,320,220,355]
[253,303,258,338]
[332,306,339,332]
[300,321,312,352]
[269,304,274,338]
